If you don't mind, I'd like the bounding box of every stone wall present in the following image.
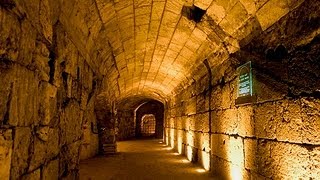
[117,110,135,141]
[0,4,101,179]
[164,1,320,179]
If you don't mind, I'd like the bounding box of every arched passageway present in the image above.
[0,0,319,179]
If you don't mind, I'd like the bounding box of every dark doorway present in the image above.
[135,100,164,138]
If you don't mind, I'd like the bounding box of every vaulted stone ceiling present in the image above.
[16,0,306,103]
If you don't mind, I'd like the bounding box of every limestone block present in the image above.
[11,127,32,179]
[196,94,207,113]
[210,86,222,110]
[0,62,14,123]
[0,129,12,180]
[239,0,256,15]
[8,67,39,126]
[0,8,20,61]
[39,0,53,42]
[210,134,228,158]
[59,102,84,145]
[237,106,254,137]
[21,169,40,180]
[233,16,262,46]
[244,138,258,172]
[166,0,184,14]
[210,155,230,179]
[257,141,314,179]
[29,128,59,171]
[212,109,238,134]
[219,2,249,35]
[42,159,59,180]
[195,113,210,132]
[194,0,213,9]
[151,1,165,20]
[256,0,289,30]
[220,83,233,109]
[274,98,320,144]
[39,82,57,125]
[18,20,37,65]
[33,43,50,82]
[60,141,81,173]
[254,102,277,139]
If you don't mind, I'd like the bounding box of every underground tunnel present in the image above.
[0,0,320,179]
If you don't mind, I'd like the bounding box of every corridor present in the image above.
[1,0,319,179]
[80,139,213,180]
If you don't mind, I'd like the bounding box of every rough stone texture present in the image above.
[1,0,319,179]
[117,110,135,140]
[165,0,320,179]
[0,4,103,179]
[0,129,12,180]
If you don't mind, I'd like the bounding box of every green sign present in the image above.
[236,61,255,105]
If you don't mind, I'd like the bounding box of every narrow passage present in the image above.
[80,139,214,180]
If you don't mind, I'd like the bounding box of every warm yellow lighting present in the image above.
[177,131,183,154]
[187,146,193,161]
[181,159,189,163]
[164,147,173,151]
[227,138,244,180]
[196,168,206,173]
[201,151,210,171]
[170,129,175,148]
[231,165,242,180]
[159,141,163,144]
[173,152,180,156]
[166,135,169,146]
[186,131,194,161]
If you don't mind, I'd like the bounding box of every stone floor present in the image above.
[79,139,215,180]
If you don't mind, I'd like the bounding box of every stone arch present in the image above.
[135,100,164,138]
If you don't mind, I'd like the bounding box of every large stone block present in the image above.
[21,169,40,180]
[254,102,277,139]
[237,106,254,137]
[194,112,209,132]
[59,101,84,145]
[0,61,14,123]
[0,129,12,180]
[10,127,32,179]
[60,141,81,177]
[211,109,238,134]
[42,159,59,180]
[29,127,59,171]
[39,82,57,126]
[8,67,39,126]
[257,140,314,179]
[244,138,258,172]
[0,8,20,61]
[256,0,289,30]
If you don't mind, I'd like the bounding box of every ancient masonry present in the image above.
[0,0,320,179]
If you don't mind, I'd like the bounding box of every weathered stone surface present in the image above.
[29,128,59,171]
[39,82,57,126]
[6,66,39,126]
[42,159,59,180]
[10,127,32,179]
[21,169,40,180]
[0,129,12,180]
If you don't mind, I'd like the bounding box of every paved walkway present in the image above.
[79,139,215,180]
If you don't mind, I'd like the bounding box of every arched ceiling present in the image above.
[54,0,305,103]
